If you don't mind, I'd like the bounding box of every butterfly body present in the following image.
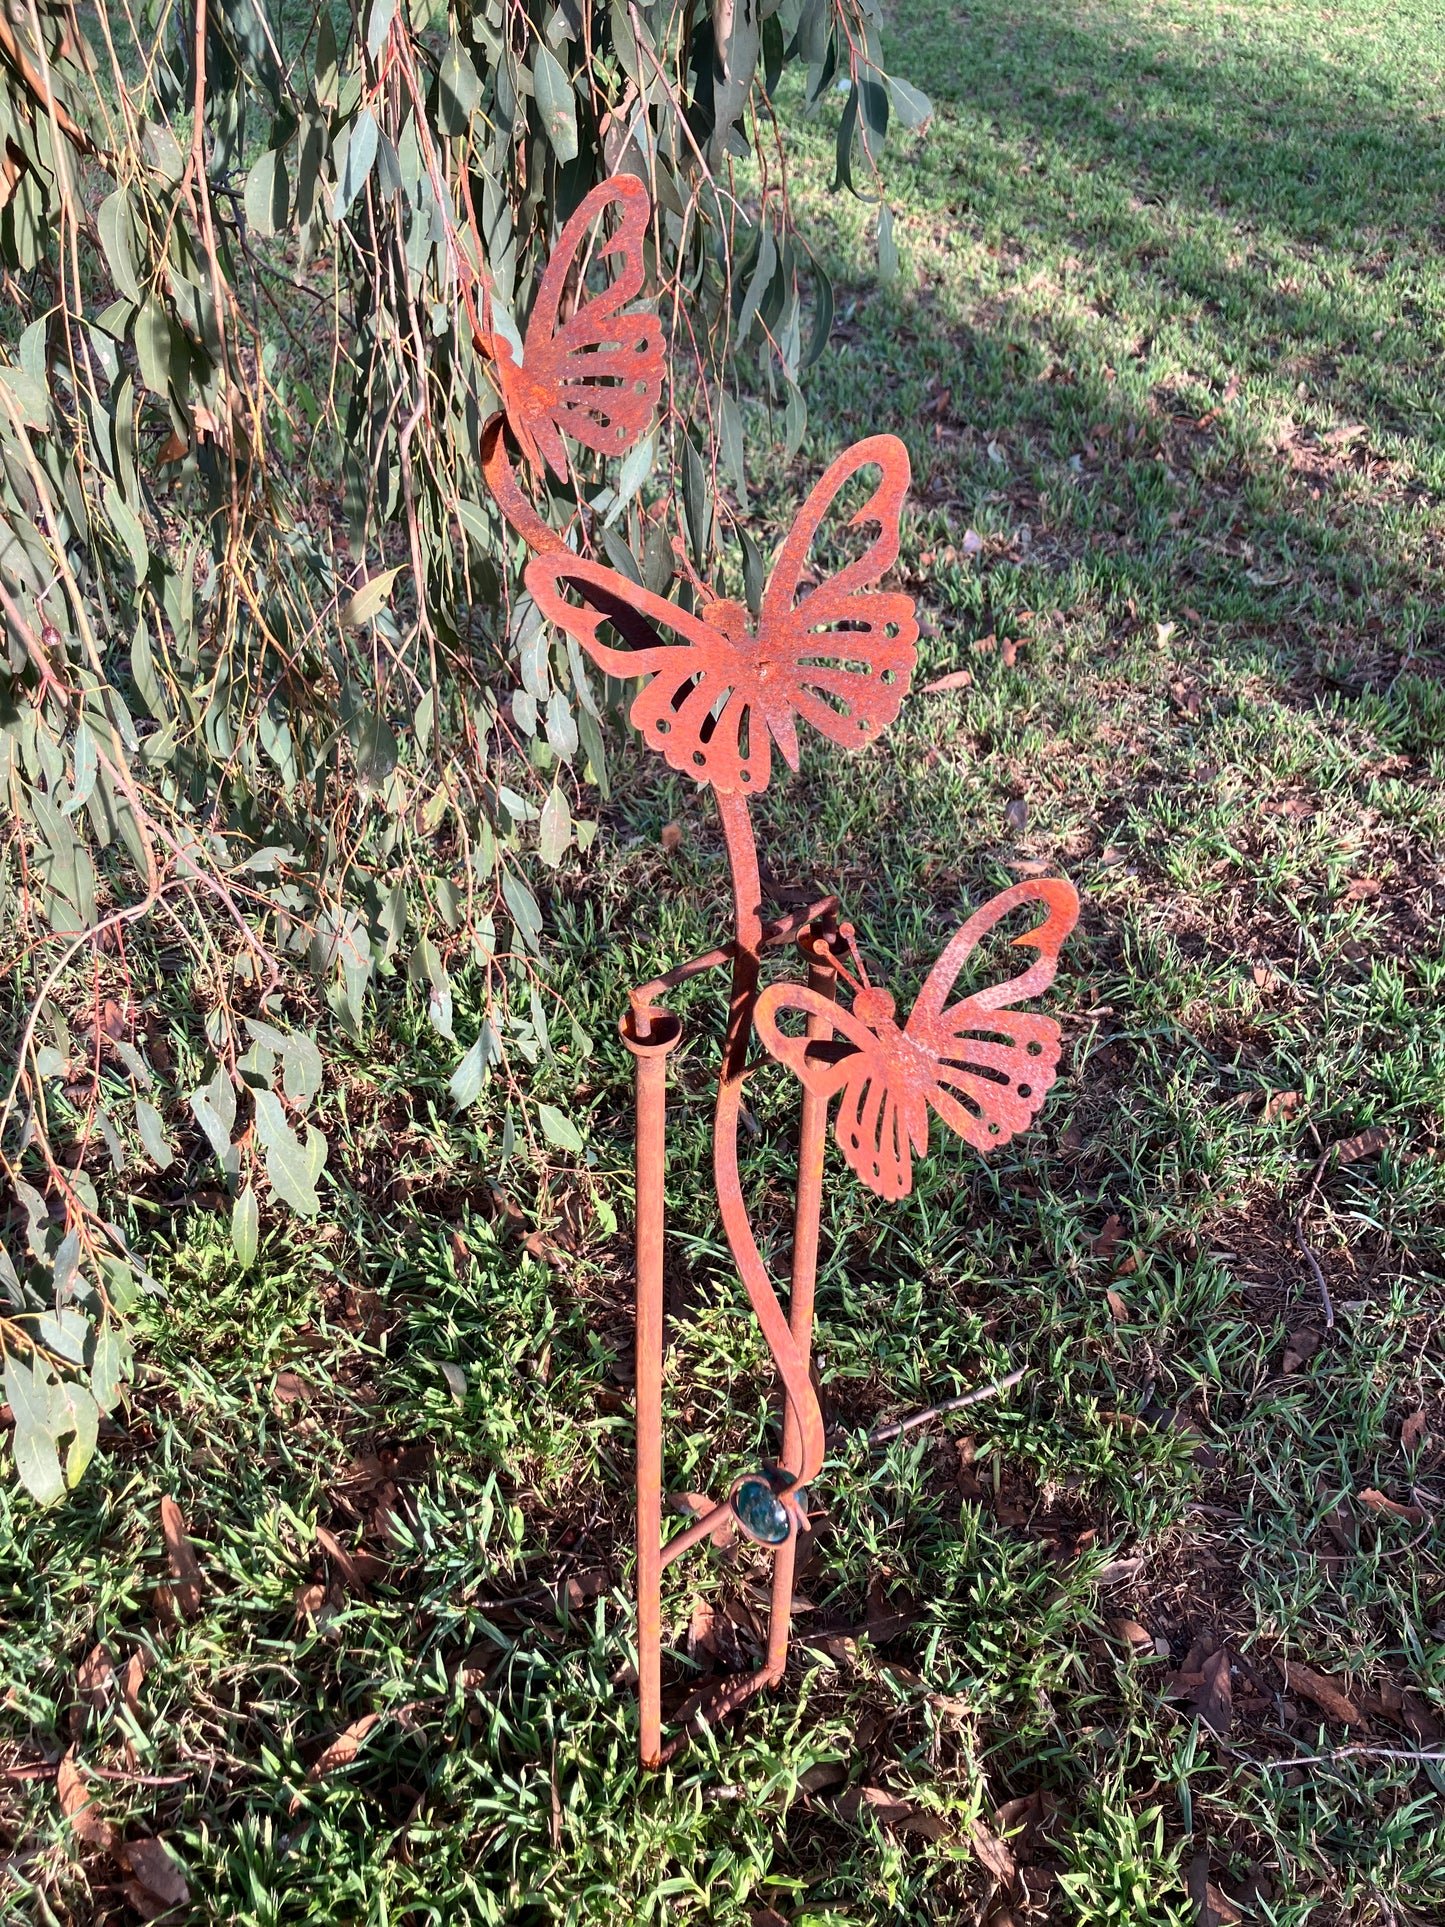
[756,881,1080,1199]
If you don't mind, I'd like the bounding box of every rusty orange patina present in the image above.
[491,173,663,482]
[480,176,1077,1769]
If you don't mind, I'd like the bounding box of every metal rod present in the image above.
[621,1007,680,1769]
[766,925,838,1680]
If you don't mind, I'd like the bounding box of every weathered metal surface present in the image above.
[619,1005,682,1768]
[480,175,1077,1767]
[490,174,664,481]
[755,883,1079,1200]
[525,435,918,794]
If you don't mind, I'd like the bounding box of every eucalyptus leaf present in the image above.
[135,1099,175,1170]
[332,109,380,221]
[4,1351,63,1505]
[537,1103,584,1155]
[449,1020,500,1108]
[538,784,571,864]
[719,393,749,508]
[232,1185,259,1268]
[877,203,899,283]
[532,46,579,163]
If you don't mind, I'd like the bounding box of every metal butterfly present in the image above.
[491,173,664,480]
[754,881,1080,1200]
[525,435,918,796]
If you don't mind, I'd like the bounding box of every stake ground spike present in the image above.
[480,176,1080,1765]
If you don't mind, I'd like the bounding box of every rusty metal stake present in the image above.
[621,1004,681,1767]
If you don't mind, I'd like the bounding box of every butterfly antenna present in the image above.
[833,923,870,997]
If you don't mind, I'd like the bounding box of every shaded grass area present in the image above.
[5,0,1445,1920]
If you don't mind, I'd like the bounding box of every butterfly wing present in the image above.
[524,553,772,792]
[905,880,1079,1153]
[753,436,919,769]
[498,175,663,480]
[755,984,929,1200]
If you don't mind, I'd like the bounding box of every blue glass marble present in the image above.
[732,1476,790,1545]
[765,1467,807,1518]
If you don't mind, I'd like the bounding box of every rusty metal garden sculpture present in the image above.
[480,177,1079,1767]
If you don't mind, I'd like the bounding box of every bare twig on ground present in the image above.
[867,1367,1028,1445]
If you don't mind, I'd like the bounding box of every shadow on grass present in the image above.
[892,0,1445,246]
[773,0,1445,692]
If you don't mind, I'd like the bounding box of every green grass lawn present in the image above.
[6,0,1445,1920]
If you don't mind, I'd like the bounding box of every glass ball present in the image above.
[732,1475,790,1545]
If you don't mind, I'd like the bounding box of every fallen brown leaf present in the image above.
[560,1567,611,1612]
[57,1747,118,1852]
[1009,858,1051,877]
[119,1880,176,1924]
[316,1525,388,1592]
[1170,1635,1217,1694]
[76,1643,114,1711]
[1343,876,1382,900]
[927,1689,971,1720]
[1401,1691,1444,1745]
[667,1491,734,1547]
[831,1784,952,1839]
[797,1760,848,1795]
[1357,1488,1426,1526]
[1105,1290,1128,1323]
[1285,1661,1361,1724]
[123,1835,189,1908]
[1000,639,1019,668]
[993,1788,1046,1852]
[1262,1089,1299,1122]
[1097,1556,1144,1585]
[1091,1213,1122,1262]
[1004,797,1028,834]
[455,1646,501,1690]
[1331,1125,1391,1166]
[1194,1648,1233,1737]
[1188,1851,1243,1926]
[922,668,974,693]
[120,1651,146,1718]
[1401,1410,1428,1453]
[968,1818,1019,1884]
[833,1784,913,1826]
[1112,1618,1153,1657]
[660,820,683,852]
[294,1581,330,1619]
[159,1497,203,1620]
[1282,1328,1321,1374]
[307,1712,381,1782]
[688,1597,717,1660]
